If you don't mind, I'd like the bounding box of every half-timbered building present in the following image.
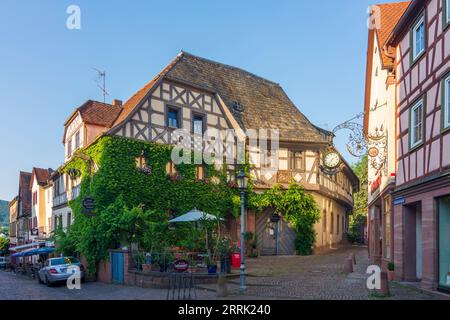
[364,2,410,267]
[382,0,450,291]
[60,52,359,254]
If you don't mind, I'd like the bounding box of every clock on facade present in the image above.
[323,150,341,169]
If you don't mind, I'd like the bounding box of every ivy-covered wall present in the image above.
[57,135,241,272]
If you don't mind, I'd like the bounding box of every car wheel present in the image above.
[45,275,52,287]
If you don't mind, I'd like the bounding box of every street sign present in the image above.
[82,197,95,210]
[394,197,405,206]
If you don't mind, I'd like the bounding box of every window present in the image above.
[67,212,72,228]
[412,15,425,62]
[195,164,205,180]
[443,74,450,130]
[165,161,177,175]
[445,0,450,27]
[384,196,391,259]
[67,140,72,157]
[135,155,147,169]
[290,151,304,170]
[261,149,275,169]
[193,115,204,135]
[337,214,340,234]
[410,99,424,149]
[167,108,180,128]
[331,212,334,234]
[33,191,37,205]
[75,131,80,150]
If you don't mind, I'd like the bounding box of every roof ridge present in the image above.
[180,50,281,87]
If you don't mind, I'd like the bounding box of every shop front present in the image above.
[438,196,450,292]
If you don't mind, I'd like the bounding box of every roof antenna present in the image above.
[92,68,109,103]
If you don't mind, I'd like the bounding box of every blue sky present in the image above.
[0,0,390,200]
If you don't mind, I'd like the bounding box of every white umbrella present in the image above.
[168,208,223,223]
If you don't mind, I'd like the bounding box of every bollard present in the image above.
[349,253,356,265]
[378,271,390,296]
[217,274,228,298]
[344,258,353,273]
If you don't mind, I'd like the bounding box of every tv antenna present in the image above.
[92,68,109,103]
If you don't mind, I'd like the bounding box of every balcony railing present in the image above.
[53,193,67,207]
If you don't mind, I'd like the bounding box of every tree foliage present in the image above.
[348,155,368,243]
[55,136,240,273]
[251,183,320,255]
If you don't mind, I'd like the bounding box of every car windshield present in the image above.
[50,257,79,266]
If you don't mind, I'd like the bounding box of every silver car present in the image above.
[38,256,85,286]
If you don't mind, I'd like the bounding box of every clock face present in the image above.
[323,151,340,169]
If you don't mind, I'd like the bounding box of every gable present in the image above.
[64,113,83,143]
[111,80,232,144]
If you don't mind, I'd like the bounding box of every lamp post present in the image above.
[236,170,248,293]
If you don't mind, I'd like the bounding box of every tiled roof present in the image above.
[75,100,123,127]
[111,54,183,128]
[18,171,31,216]
[31,167,53,187]
[111,52,329,143]
[374,2,411,68]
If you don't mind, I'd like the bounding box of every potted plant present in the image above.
[141,252,153,273]
[206,255,217,274]
[217,236,236,274]
[387,262,395,281]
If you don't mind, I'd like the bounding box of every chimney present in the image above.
[112,99,123,107]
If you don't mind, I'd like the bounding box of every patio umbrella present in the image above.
[168,209,223,257]
[168,208,223,223]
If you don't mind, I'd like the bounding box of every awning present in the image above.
[9,242,45,252]
[10,247,55,257]
[168,208,223,223]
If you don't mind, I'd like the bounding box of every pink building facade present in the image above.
[388,0,450,291]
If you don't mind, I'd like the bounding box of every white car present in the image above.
[37,257,85,286]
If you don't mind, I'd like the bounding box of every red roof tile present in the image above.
[373,2,411,68]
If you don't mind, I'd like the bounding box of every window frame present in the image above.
[290,151,305,171]
[167,106,181,129]
[192,112,206,135]
[410,12,426,65]
[75,131,80,150]
[444,0,450,30]
[409,97,425,150]
[67,140,72,157]
[442,72,450,132]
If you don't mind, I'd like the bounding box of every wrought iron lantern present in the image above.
[236,170,248,190]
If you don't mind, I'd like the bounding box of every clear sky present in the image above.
[0,0,394,200]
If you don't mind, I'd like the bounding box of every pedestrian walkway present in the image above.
[204,246,449,300]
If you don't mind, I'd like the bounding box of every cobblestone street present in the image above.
[219,246,450,300]
[1,246,449,300]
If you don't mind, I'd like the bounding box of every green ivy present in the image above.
[251,182,320,255]
[56,136,240,273]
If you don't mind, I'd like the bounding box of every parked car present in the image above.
[37,256,85,286]
[0,256,7,269]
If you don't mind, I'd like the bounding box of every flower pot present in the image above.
[142,264,152,273]
[388,270,395,281]
[207,265,217,274]
[220,257,232,274]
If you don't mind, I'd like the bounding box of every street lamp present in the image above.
[236,170,248,293]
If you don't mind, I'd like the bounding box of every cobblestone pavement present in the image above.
[0,270,216,300]
[1,246,449,300]
[219,246,450,300]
